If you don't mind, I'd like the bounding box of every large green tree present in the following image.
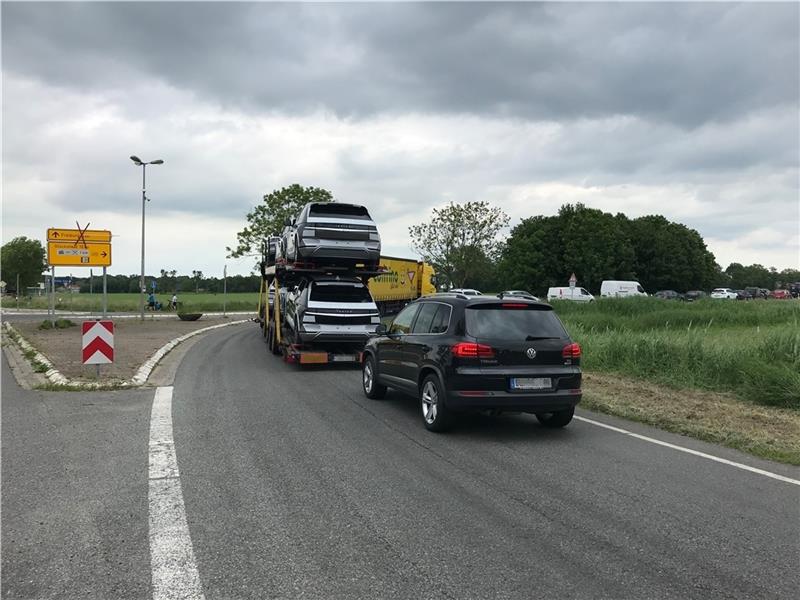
[559,204,636,291]
[228,184,333,259]
[625,215,718,291]
[1,237,45,293]
[409,201,509,289]
[498,215,564,293]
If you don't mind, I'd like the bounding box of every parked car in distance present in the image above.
[684,290,707,302]
[499,290,539,301]
[770,289,791,300]
[654,290,684,300]
[600,280,647,297]
[789,282,800,298]
[282,202,381,269]
[361,296,582,432]
[744,287,769,300]
[449,288,482,296]
[710,288,738,300]
[547,287,595,302]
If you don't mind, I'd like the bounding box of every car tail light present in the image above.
[562,343,581,359]
[501,303,528,308]
[451,342,495,358]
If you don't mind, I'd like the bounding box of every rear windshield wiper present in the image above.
[525,336,559,341]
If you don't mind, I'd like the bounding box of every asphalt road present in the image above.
[3,323,799,599]
[1,358,153,599]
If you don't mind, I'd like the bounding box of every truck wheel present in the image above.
[420,374,451,432]
[267,322,282,355]
[536,407,575,428]
[362,356,386,399]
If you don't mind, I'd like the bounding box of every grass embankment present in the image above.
[3,292,259,313]
[551,298,800,464]
[553,298,799,409]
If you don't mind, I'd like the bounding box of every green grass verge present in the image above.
[552,298,800,410]
[3,292,259,313]
[582,372,800,465]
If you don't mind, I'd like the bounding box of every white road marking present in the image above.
[149,386,206,600]
[575,415,800,486]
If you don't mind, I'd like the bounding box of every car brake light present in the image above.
[562,343,581,359]
[501,303,528,308]
[451,342,495,358]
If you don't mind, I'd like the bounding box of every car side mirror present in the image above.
[375,323,388,335]
[284,217,292,227]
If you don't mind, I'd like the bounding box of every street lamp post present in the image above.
[130,156,164,321]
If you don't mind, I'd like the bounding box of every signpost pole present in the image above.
[16,273,20,309]
[50,266,56,327]
[223,264,227,318]
[89,269,93,315]
[102,266,107,318]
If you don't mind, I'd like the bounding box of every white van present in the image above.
[600,280,647,297]
[547,287,595,302]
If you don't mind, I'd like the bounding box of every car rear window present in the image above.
[465,306,567,340]
[311,283,373,303]
[309,203,371,219]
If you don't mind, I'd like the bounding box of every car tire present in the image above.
[536,407,575,428]
[420,374,451,432]
[362,356,387,399]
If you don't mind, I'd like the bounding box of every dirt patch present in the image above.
[583,371,800,465]
[11,317,247,383]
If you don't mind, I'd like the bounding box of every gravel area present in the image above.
[11,317,250,382]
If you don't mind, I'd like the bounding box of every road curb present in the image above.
[131,320,249,385]
[2,322,69,386]
[3,319,249,389]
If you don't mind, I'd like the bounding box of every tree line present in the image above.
[69,272,262,295]
[407,200,798,294]
[3,184,799,297]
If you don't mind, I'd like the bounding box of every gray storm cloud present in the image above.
[2,2,798,273]
[3,2,797,126]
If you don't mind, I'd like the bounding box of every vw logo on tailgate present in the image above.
[526,348,537,359]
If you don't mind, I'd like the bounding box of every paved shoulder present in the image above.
[1,357,153,599]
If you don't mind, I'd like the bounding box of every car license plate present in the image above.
[510,377,551,390]
[332,354,357,362]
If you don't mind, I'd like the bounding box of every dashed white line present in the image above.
[149,386,206,600]
[575,415,800,486]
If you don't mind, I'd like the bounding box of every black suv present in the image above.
[361,294,582,431]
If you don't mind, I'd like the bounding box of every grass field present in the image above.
[552,298,799,410]
[2,292,260,313]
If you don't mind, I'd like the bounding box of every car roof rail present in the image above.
[424,292,470,300]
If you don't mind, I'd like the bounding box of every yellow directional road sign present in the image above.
[47,228,112,243]
[47,241,112,267]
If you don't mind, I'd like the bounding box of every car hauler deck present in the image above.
[257,250,387,365]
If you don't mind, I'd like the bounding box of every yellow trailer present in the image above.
[369,256,437,315]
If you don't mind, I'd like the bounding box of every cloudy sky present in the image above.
[2,1,798,278]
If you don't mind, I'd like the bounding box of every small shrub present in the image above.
[38,319,76,330]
